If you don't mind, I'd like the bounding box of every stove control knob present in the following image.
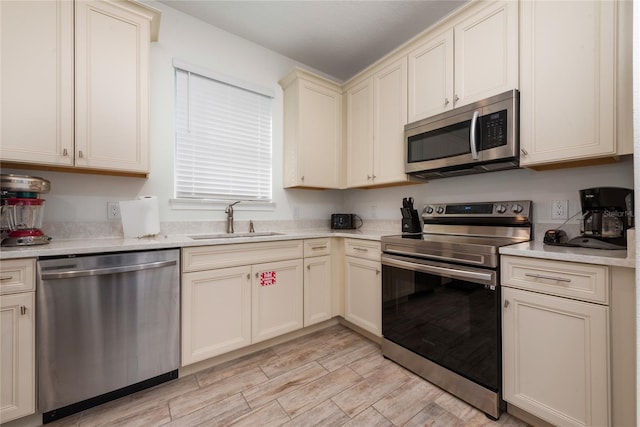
[425,206,434,214]
[436,206,445,214]
[512,203,524,214]
[496,204,507,214]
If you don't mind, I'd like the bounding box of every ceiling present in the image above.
[158,1,469,82]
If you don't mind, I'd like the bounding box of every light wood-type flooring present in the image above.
[48,324,528,427]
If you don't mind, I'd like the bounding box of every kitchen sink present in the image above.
[187,232,284,240]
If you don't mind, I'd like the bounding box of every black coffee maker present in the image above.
[401,197,421,234]
[567,187,634,249]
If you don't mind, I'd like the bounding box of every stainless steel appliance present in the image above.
[404,90,519,180]
[381,200,532,419]
[1,174,52,246]
[37,249,180,424]
[566,187,634,249]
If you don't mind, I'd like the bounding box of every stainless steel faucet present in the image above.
[225,201,241,233]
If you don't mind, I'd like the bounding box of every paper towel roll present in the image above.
[119,196,160,238]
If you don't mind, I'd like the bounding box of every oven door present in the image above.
[381,253,500,391]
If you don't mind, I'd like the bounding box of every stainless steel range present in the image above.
[381,200,532,420]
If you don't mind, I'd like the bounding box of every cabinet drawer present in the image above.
[183,240,303,272]
[501,255,609,304]
[0,258,36,295]
[344,239,380,261]
[303,238,332,257]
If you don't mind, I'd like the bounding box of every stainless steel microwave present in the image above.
[404,90,519,180]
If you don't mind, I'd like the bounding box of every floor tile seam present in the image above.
[286,397,350,425]
[242,361,330,409]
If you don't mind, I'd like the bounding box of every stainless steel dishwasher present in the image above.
[37,249,180,424]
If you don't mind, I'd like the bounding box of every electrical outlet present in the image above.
[107,201,121,220]
[551,200,568,220]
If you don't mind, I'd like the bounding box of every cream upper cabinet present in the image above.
[407,1,517,122]
[407,30,454,122]
[280,68,343,189]
[0,0,74,166]
[0,0,159,175]
[346,57,409,188]
[519,0,631,167]
[453,1,518,107]
[0,259,36,424]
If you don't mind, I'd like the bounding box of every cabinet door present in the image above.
[373,57,408,186]
[346,78,374,187]
[344,256,381,337]
[298,79,342,188]
[0,0,74,166]
[181,266,252,366]
[519,0,616,166]
[304,255,332,327]
[502,287,609,427]
[0,292,35,423]
[252,259,303,343]
[454,1,518,107]
[75,0,150,173]
[408,29,454,122]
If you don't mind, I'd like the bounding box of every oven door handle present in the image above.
[382,256,494,283]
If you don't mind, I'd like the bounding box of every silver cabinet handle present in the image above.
[78,150,84,158]
[372,174,376,179]
[0,276,13,281]
[353,247,368,252]
[367,175,372,180]
[311,245,327,250]
[301,176,304,181]
[63,148,69,157]
[470,111,479,160]
[444,98,450,106]
[521,148,528,156]
[20,306,27,315]
[40,260,177,280]
[256,272,259,278]
[307,264,311,270]
[247,273,250,280]
[376,269,380,275]
[525,273,571,283]
[454,94,460,102]
[504,300,510,308]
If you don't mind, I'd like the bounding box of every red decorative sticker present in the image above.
[260,271,276,287]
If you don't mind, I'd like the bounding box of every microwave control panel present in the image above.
[481,110,507,149]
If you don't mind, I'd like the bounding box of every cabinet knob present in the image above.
[367,175,372,180]
[255,272,259,278]
[376,269,380,275]
[444,98,450,106]
[78,150,84,158]
[504,300,510,308]
[521,148,528,156]
[63,148,69,157]
[454,94,460,102]
[20,306,27,315]
[247,273,250,280]
[372,175,376,179]
[301,176,304,181]
[307,264,310,270]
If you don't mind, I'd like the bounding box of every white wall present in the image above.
[6,1,634,233]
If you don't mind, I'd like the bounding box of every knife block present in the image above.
[402,210,421,233]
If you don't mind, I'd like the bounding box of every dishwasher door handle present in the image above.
[39,259,177,280]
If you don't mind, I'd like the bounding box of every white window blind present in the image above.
[174,65,273,201]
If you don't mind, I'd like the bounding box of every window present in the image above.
[174,61,273,203]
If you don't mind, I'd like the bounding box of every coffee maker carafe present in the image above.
[568,187,633,250]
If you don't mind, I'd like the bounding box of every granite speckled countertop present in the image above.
[499,241,635,269]
[0,230,388,260]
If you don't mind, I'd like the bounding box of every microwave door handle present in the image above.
[470,110,479,160]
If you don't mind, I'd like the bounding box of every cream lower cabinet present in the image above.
[181,240,303,366]
[501,255,610,427]
[1,0,159,175]
[303,238,333,327]
[519,0,632,167]
[0,259,36,424]
[344,239,381,337]
[252,259,303,343]
[181,266,252,365]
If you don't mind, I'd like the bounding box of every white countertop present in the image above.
[500,241,636,269]
[0,230,387,260]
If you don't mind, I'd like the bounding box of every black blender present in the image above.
[1,174,52,246]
